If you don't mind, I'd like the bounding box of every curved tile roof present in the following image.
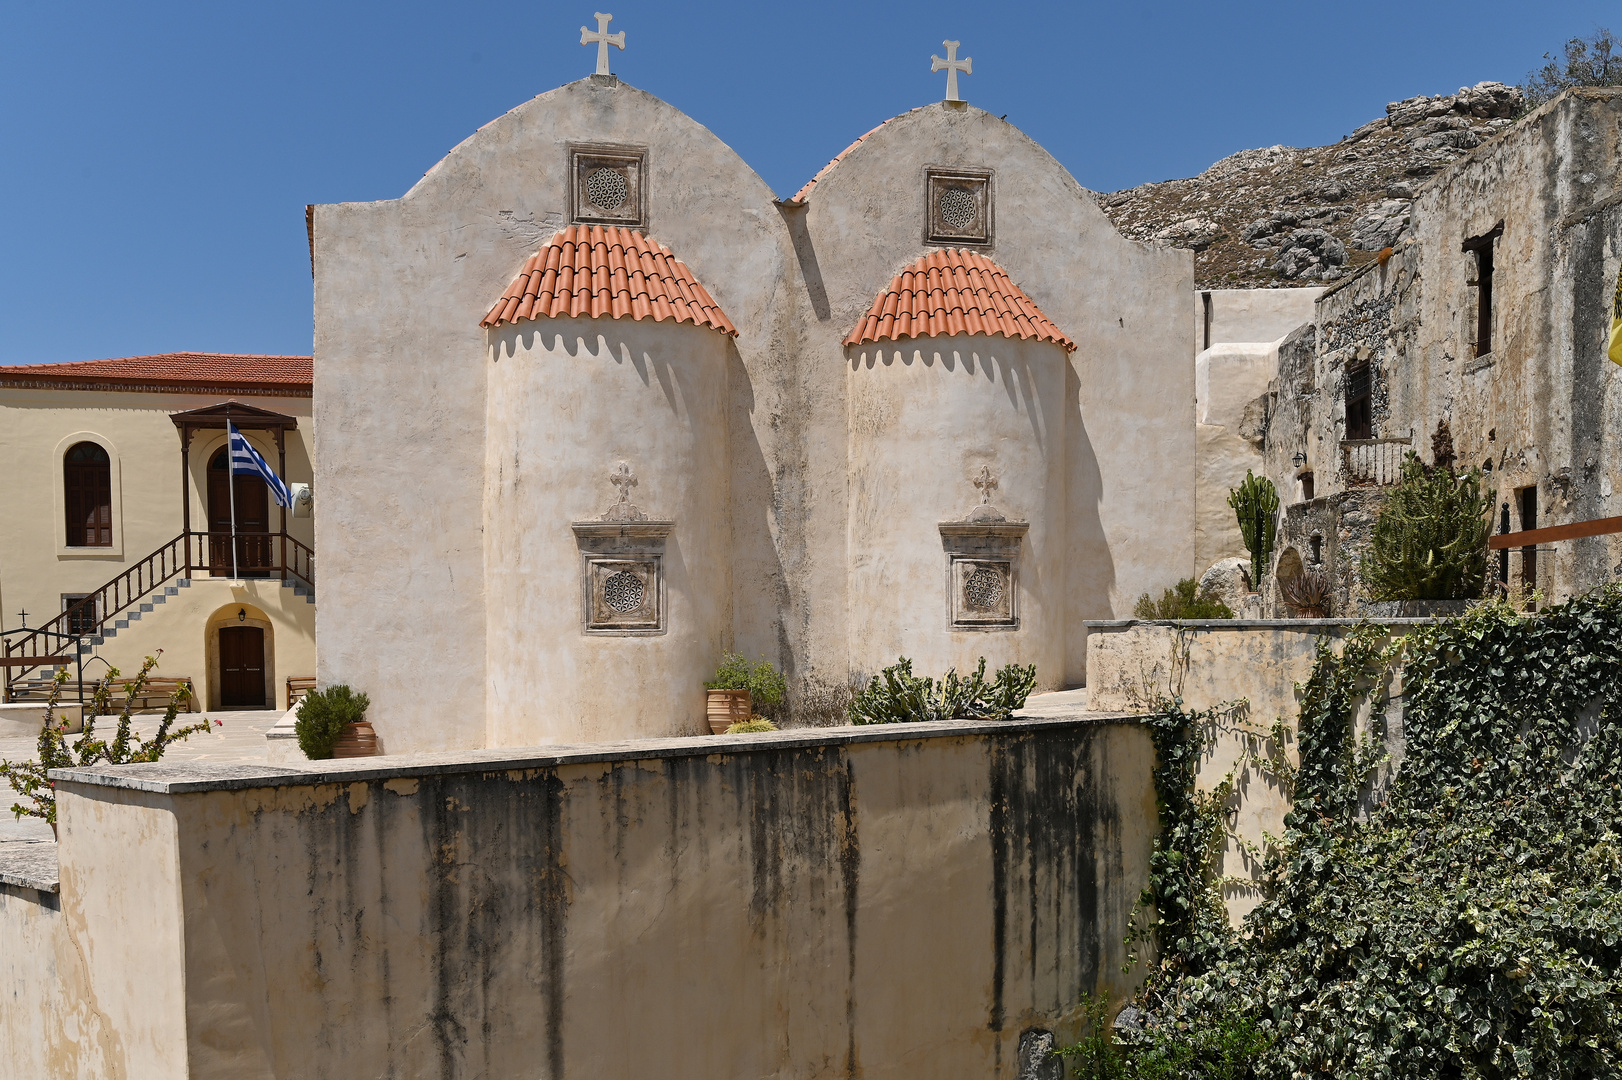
[481,224,737,336]
[845,250,1076,352]
[0,353,312,395]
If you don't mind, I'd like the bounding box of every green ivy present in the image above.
[1114,586,1622,1079]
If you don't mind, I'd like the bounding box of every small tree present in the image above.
[1133,579,1235,620]
[1228,471,1278,587]
[0,653,213,825]
[1361,453,1491,601]
[1523,27,1622,109]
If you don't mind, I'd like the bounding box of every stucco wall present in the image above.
[485,317,732,742]
[0,387,313,639]
[847,335,1067,685]
[1194,341,1279,573]
[35,717,1156,1078]
[798,102,1194,691]
[1196,287,1321,351]
[314,78,790,753]
[314,84,1195,749]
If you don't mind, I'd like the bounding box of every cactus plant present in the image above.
[1228,470,1279,587]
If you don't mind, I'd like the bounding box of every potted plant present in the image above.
[703,654,786,735]
[294,684,376,759]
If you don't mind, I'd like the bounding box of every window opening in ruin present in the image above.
[1498,502,1511,590]
[1310,535,1323,565]
[1201,291,1212,352]
[1463,222,1504,359]
[1344,361,1373,440]
[1518,485,1538,599]
[1300,472,1315,500]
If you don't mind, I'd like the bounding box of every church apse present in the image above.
[481,226,737,745]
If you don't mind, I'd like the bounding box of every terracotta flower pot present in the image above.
[706,689,751,734]
[332,720,379,758]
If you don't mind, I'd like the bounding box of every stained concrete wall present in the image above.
[30,717,1156,1079]
[485,317,732,743]
[847,335,1068,685]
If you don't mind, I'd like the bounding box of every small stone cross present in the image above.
[580,12,625,77]
[931,40,972,102]
[609,461,637,505]
[973,466,997,505]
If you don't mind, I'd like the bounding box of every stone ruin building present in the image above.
[1190,86,1622,616]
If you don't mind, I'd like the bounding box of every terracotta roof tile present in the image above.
[0,353,313,395]
[845,250,1076,352]
[481,225,738,337]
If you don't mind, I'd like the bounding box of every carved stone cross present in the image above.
[580,12,625,77]
[602,461,648,522]
[931,40,972,102]
[973,465,997,505]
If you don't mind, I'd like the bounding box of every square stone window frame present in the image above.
[571,522,673,636]
[569,143,649,229]
[939,521,1027,631]
[924,167,994,248]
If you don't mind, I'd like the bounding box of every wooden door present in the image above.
[207,449,272,575]
[218,626,266,708]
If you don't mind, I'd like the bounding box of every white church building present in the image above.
[312,59,1196,754]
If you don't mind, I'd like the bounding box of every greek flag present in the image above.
[227,421,293,508]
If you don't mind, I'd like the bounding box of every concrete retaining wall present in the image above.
[10,716,1155,1078]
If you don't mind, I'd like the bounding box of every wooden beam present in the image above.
[1488,515,1622,550]
[0,657,71,667]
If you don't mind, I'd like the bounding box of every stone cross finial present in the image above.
[581,12,625,76]
[931,40,972,102]
[602,461,648,522]
[973,465,997,504]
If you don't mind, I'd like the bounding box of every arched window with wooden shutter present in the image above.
[64,441,112,547]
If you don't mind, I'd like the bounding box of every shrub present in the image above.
[1133,578,1234,620]
[1361,453,1490,600]
[1227,471,1278,586]
[725,716,777,734]
[0,653,213,825]
[703,653,786,706]
[1120,586,1622,1078]
[848,657,1037,725]
[294,684,370,760]
[1522,27,1622,109]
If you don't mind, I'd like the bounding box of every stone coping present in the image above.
[50,707,1143,796]
[0,842,59,894]
[1083,618,1455,630]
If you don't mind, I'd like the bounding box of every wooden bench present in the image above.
[286,676,316,708]
[95,677,197,714]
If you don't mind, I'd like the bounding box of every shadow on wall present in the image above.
[1066,358,1110,682]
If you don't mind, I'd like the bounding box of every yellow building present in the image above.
[0,353,315,711]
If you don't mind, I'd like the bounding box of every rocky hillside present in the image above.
[1097,82,1524,287]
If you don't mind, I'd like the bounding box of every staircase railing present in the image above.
[3,531,315,701]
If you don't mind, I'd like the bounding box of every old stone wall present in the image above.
[1260,89,1622,610]
[24,718,1156,1079]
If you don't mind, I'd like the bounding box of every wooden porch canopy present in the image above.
[169,401,299,539]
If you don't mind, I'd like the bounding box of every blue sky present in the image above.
[0,1,1612,364]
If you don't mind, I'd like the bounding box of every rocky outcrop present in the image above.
[1098,81,1524,288]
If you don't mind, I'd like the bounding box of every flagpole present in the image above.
[228,421,239,580]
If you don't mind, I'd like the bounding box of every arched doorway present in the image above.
[208,605,275,709]
[208,448,271,576]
